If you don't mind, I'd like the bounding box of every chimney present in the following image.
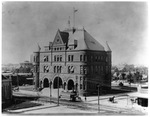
[74,40,78,48]
[49,42,53,50]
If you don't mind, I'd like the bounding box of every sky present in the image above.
[2,1,149,66]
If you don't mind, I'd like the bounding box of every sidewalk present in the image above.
[12,88,147,114]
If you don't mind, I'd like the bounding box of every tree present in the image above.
[121,73,126,80]
[127,72,133,84]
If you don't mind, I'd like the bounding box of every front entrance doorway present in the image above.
[53,77,63,89]
[67,79,74,90]
[43,78,49,88]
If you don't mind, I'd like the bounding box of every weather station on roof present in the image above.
[31,8,112,96]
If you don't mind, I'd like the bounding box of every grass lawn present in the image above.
[6,101,42,110]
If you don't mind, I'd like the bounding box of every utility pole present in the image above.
[17,69,19,90]
[50,82,52,103]
[98,84,100,113]
[57,68,60,106]
[57,77,59,106]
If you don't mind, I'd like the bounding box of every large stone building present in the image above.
[32,28,112,95]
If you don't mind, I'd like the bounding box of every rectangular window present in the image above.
[106,56,108,62]
[80,76,82,89]
[54,55,56,61]
[80,65,83,74]
[91,66,93,74]
[83,77,86,90]
[54,66,56,73]
[91,56,93,62]
[68,55,74,61]
[57,55,59,61]
[44,65,49,73]
[44,56,48,62]
[71,55,74,61]
[68,66,74,74]
[83,66,87,74]
[60,55,62,61]
[80,55,83,61]
[84,55,87,62]
[68,55,70,61]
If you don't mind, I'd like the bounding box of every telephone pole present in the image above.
[98,84,100,113]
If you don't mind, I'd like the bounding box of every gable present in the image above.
[53,30,64,45]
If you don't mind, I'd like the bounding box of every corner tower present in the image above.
[105,41,112,90]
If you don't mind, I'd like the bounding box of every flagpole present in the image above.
[73,7,75,28]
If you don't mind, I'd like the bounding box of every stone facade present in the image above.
[32,28,112,96]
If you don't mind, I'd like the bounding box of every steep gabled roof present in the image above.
[84,30,105,51]
[59,31,69,45]
[67,29,105,51]
[52,29,69,46]
[68,29,88,50]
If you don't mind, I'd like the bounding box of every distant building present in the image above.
[2,75,12,108]
[20,61,33,68]
[31,27,112,96]
[128,83,148,112]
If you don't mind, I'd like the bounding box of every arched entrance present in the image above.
[43,78,49,88]
[67,79,74,90]
[53,77,63,89]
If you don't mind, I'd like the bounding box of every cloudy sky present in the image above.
[2,2,148,66]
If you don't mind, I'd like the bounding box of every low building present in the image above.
[128,83,148,112]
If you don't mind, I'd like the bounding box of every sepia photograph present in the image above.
[2,1,149,116]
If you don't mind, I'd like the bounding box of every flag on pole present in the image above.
[73,7,78,13]
[74,9,78,13]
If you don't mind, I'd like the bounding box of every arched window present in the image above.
[80,55,83,61]
[68,66,70,73]
[54,66,56,73]
[54,55,56,61]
